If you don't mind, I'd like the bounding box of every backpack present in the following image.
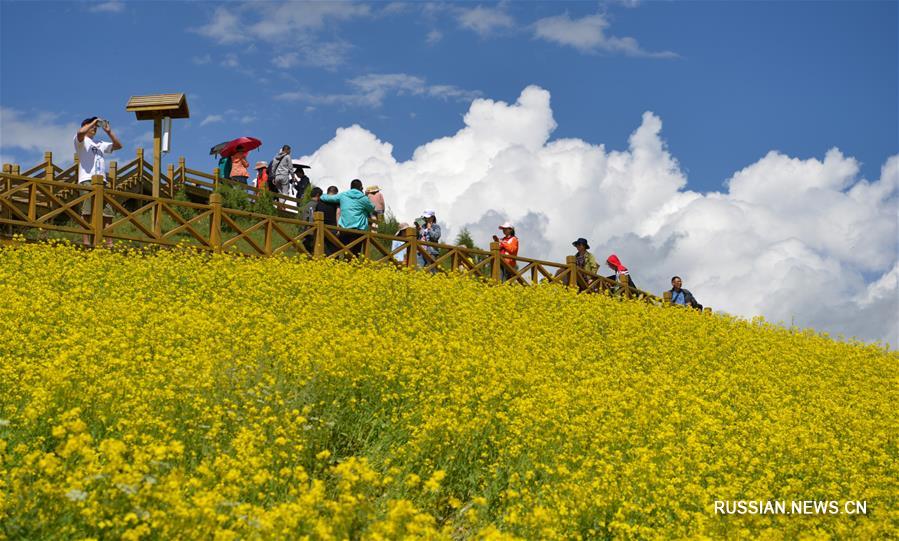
[217,156,232,179]
[267,155,287,193]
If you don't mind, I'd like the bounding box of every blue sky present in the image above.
[1,1,898,343]
[1,1,896,188]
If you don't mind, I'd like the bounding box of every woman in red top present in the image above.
[253,161,268,191]
[493,222,519,282]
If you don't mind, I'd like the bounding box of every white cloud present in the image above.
[89,0,124,13]
[534,12,677,58]
[221,53,240,68]
[0,107,79,164]
[200,115,224,127]
[276,73,481,108]
[240,115,257,124]
[426,30,443,45]
[191,2,371,68]
[272,53,300,69]
[192,54,212,65]
[295,86,898,344]
[457,5,515,36]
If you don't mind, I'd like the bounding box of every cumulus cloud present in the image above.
[277,73,481,108]
[534,12,677,58]
[296,86,898,344]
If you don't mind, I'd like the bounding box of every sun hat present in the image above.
[422,210,436,218]
[572,237,590,249]
[254,161,267,170]
[367,185,380,193]
[498,222,514,229]
[397,222,412,232]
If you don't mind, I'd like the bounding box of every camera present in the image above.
[96,119,108,130]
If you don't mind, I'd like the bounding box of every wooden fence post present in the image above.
[313,211,325,257]
[405,226,417,268]
[209,192,222,254]
[91,174,105,247]
[44,152,53,181]
[490,241,502,282]
[619,273,631,299]
[109,161,117,191]
[73,153,79,182]
[178,157,186,191]
[663,291,672,305]
[566,255,578,289]
[27,169,36,221]
[136,148,144,180]
[167,164,175,198]
[213,167,220,191]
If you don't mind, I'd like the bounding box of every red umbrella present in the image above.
[220,137,262,157]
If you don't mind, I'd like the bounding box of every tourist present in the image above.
[492,222,518,282]
[252,161,268,191]
[417,210,441,271]
[319,179,375,258]
[271,145,292,200]
[669,276,702,310]
[606,253,638,292]
[366,185,385,231]
[75,116,121,247]
[229,145,250,190]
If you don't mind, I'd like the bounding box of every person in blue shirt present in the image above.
[669,276,702,310]
[320,178,375,258]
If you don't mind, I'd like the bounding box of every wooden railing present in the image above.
[0,163,713,312]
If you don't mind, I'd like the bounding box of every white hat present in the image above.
[422,210,436,218]
[498,222,514,229]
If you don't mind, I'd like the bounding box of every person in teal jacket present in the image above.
[320,179,375,257]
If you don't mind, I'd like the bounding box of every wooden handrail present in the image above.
[0,161,685,308]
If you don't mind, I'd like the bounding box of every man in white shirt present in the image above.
[75,117,122,246]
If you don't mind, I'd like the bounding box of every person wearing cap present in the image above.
[229,145,250,191]
[365,185,385,231]
[75,116,122,247]
[417,210,441,271]
[252,161,268,191]
[606,253,638,292]
[319,179,376,257]
[492,222,518,282]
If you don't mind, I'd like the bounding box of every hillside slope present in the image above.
[0,243,896,539]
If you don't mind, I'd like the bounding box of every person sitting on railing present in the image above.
[319,179,375,258]
[417,210,441,272]
[229,145,250,191]
[493,222,519,282]
[75,117,121,247]
[669,276,702,310]
[605,253,638,292]
[252,161,268,191]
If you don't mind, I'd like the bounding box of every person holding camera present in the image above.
[75,116,122,247]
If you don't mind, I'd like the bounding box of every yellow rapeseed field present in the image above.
[0,242,896,539]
